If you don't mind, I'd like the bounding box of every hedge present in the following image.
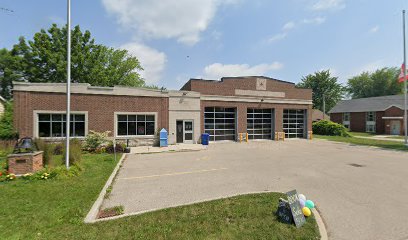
[312,120,351,137]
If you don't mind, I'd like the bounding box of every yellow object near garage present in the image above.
[239,133,248,143]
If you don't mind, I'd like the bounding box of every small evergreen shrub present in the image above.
[312,120,351,137]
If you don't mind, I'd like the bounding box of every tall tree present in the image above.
[297,70,345,112]
[0,48,22,100]
[12,24,144,87]
[347,67,402,98]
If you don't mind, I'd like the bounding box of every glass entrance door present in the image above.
[183,120,193,143]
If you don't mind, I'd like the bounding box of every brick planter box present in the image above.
[7,151,43,175]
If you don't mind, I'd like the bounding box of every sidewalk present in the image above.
[130,144,207,154]
[353,135,405,142]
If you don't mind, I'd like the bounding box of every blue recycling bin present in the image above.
[159,128,168,147]
[201,133,210,145]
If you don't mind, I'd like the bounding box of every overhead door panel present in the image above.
[247,109,274,140]
[204,107,236,141]
[283,109,306,138]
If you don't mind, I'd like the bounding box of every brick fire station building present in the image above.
[13,76,313,146]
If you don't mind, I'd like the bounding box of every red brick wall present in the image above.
[331,111,386,134]
[8,151,43,175]
[375,111,385,134]
[384,107,406,135]
[201,100,312,138]
[182,77,312,100]
[384,106,403,117]
[330,113,342,124]
[349,112,366,132]
[13,91,169,138]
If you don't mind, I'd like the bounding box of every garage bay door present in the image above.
[283,109,306,138]
[204,107,236,141]
[247,109,274,140]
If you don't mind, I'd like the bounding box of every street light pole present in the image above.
[65,0,71,169]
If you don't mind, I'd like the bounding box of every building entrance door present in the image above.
[176,121,184,143]
[176,120,194,143]
[390,120,400,135]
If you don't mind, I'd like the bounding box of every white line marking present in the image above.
[120,168,228,180]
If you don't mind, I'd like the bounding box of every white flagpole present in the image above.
[65,0,71,169]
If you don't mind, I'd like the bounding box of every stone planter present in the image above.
[7,151,43,175]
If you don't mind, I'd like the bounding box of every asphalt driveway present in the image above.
[103,140,408,240]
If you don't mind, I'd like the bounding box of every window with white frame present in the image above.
[366,112,376,133]
[366,112,376,121]
[38,113,85,137]
[342,112,350,129]
[117,114,155,136]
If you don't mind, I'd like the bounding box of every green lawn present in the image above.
[1,153,319,240]
[349,132,376,137]
[315,135,408,151]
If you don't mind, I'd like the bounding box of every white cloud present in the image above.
[102,0,239,45]
[267,17,325,44]
[121,42,167,84]
[311,0,345,11]
[267,33,287,43]
[302,17,326,25]
[202,62,284,79]
[282,21,296,31]
[370,26,379,33]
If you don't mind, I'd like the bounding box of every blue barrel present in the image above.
[201,133,210,145]
[160,128,168,147]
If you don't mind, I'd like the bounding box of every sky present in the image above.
[1,0,408,89]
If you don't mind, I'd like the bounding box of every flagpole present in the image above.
[65,0,71,169]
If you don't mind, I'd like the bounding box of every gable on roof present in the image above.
[329,95,405,113]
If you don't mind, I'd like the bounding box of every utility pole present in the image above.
[322,93,326,120]
[403,10,408,146]
[65,0,71,169]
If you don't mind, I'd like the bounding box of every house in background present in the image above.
[0,96,6,116]
[12,76,313,146]
[329,95,407,135]
[312,109,330,122]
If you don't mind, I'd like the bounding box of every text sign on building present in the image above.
[286,189,306,228]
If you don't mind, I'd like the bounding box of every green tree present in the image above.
[347,67,402,98]
[0,48,22,100]
[12,24,145,87]
[0,101,18,139]
[297,70,345,112]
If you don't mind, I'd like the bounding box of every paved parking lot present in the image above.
[103,140,408,240]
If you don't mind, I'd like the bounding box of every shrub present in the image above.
[312,120,351,137]
[53,143,64,155]
[0,102,18,140]
[105,141,126,154]
[62,138,82,165]
[34,138,55,166]
[83,130,110,152]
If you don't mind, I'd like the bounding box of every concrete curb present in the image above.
[85,189,329,240]
[84,153,127,223]
[312,208,328,240]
